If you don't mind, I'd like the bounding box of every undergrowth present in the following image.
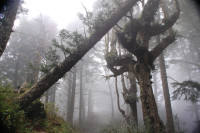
[0,83,76,133]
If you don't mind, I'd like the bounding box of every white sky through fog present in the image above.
[24,0,96,29]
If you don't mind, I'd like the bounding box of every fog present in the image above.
[0,0,200,133]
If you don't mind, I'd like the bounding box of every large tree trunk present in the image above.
[68,68,77,125]
[159,52,174,133]
[136,62,163,133]
[17,0,140,108]
[0,0,21,58]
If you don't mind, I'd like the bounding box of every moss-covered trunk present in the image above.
[136,63,163,133]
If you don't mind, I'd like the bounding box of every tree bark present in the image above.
[0,0,21,58]
[79,63,83,130]
[87,89,93,120]
[107,79,114,121]
[136,62,162,133]
[68,68,77,125]
[13,51,21,88]
[153,71,158,104]
[45,90,49,104]
[128,72,138,125]
[67,72,72,121]
[159,51,174,133]
[17,0,140,108]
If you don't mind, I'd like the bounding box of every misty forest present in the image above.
[0,0,200,133]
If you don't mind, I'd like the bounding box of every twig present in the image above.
[167,76,179,83]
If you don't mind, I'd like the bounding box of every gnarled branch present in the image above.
[149,34,175,61]
[149,0,180,36]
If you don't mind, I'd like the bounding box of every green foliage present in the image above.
[39,29,85,75]
[105,50,118,62]
[172,80,200,103]
[45,102,58,119]
[39,46,60,74]
[0,83,76,133]
[0,84,26,132]
[78,0,115,33]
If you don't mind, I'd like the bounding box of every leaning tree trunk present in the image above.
[135,62,163,133]
[0,0,21,58]
[17,0,140,108]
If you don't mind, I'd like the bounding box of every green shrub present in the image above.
[0,83,26,132]
[0,83,76,133]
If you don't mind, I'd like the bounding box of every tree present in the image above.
[157,1,175,132]
[104,0,180,132]
[0,16,57,87]
[0,0,21,57]
[172,80,200,103]
[17,0,140,108]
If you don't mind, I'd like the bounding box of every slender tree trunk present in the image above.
[17,0,140,108]
[0,0,21,58]
[153,71,158,104]
[67,72,72,121]
[128,72,138,125]
[13,51,21,88]
[193,103,199,121]
[125,77,130,116]
[68,68,77,125]
[45,90,49,104]
[159,51,174,133]
[107,79,114,121]
[105,31,114,121]
[87,89,93,120]
[52,85,56,103]
[136,62,163,133]
[49,85,56,103]
[79,63,83,130]
[115,77,126,118]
